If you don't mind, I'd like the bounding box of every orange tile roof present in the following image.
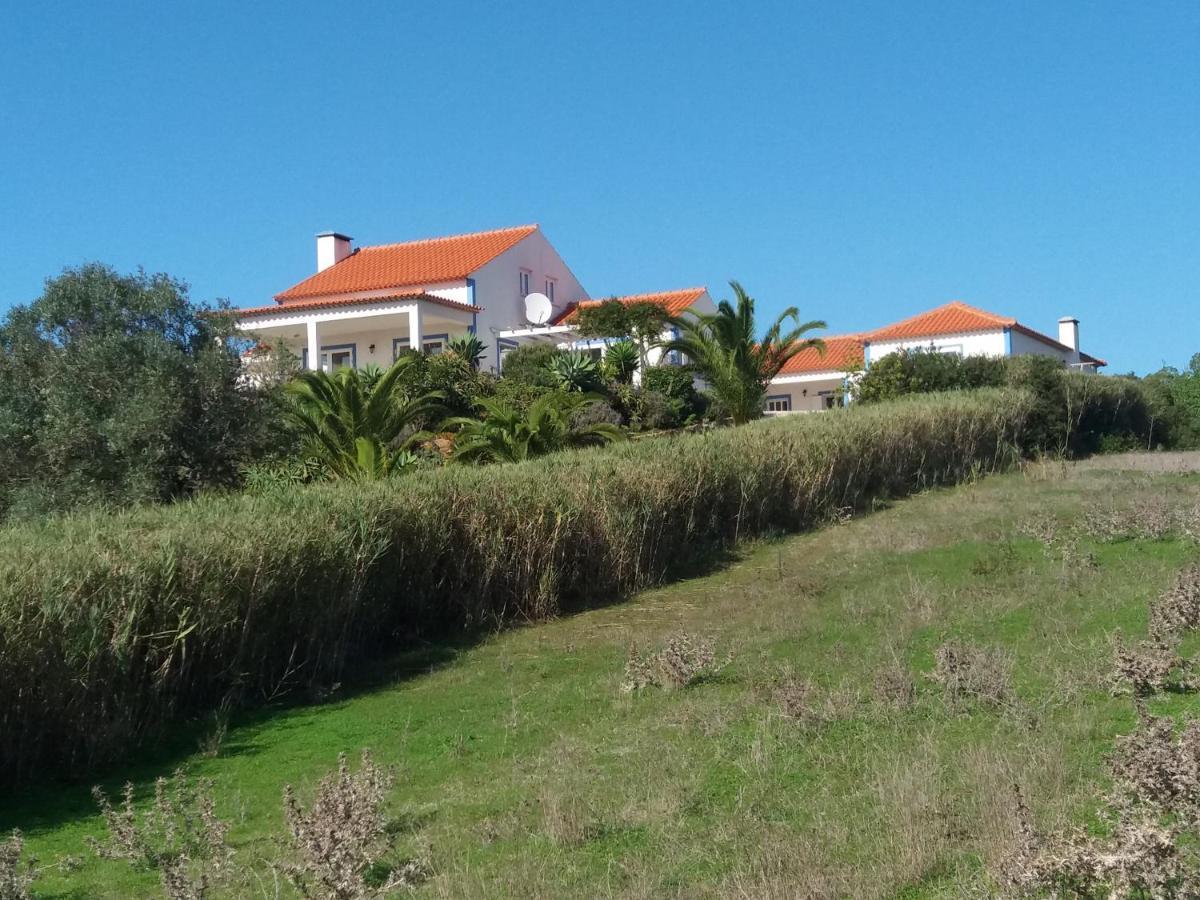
[236,292,481,319]
[552,287,707,325]
[866,300,1106,366]
[776,334,865,375]
[275,224,538,301]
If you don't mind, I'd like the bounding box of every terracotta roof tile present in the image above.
[552,287,707,325]
[275,225,538,301]
[777,334,865,375]
[867,300,1106,367]
[236,292,481,319]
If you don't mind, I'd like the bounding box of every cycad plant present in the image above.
[603,340,640,383]
[445,334,489,370]
[286,356,441,479]
[662,281,826,425]
[444,392,625,464]
[545,350,603,392]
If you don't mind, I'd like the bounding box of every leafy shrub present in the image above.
[0,389,1039,783]
[635,390,682,431]
[0,264,289,518]
[499,344,563,388]
[854,349,1006,403]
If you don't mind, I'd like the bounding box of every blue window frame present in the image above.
[393,333,450,359]
[764,394,792,413]
[301,342,357,371]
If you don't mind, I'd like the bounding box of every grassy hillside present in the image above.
[7,452,1200,898]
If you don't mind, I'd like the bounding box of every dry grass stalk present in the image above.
[0,831,34,900]
[1110,634,1198,696]
[87,770,231,900]
[930,639,1014,709]
[281,750,424,899]
[621,633,730,692]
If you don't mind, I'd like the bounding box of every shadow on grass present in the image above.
[0,541,748,838]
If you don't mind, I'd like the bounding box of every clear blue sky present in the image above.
[2,1,1196,373]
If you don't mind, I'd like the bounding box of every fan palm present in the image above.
[286,355,442,479]
[443,392,625,464]
[661,281,826,425]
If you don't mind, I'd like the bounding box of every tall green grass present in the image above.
[0,390,1039,785]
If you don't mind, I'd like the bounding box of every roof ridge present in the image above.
[865,300,1014,339]
[360,223,538,252]
[580,286,707,303]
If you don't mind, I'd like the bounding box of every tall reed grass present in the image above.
[0,390,1038,785]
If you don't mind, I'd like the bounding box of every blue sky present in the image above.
[1,1,1196,373]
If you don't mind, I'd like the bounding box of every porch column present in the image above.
[305,318,320,370]
[407,304,423,354]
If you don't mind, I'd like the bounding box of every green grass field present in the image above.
[7,453,1200,898]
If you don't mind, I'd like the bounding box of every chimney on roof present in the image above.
[316,232,353,272]
[1058,316,1080,362]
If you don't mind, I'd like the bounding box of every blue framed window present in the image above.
[764,394,791,413]
[519,269,531,297]
[497,338,519,374]
[301,342,356,371]
[393,333,449,359]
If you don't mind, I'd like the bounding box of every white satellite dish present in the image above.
[524,292,553,325]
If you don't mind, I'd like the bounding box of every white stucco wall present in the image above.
[867,330,1007,362]
[765,374,847,413]
[1008,329,1077,365]
[470,229,589,371]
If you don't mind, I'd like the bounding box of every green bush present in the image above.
[0,264,289,518]
[0,390,1034,785]
[499,344,563,388]
[854,349,1006,403]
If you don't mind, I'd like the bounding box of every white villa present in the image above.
[234,225,1106,415]
[760,301,1106,414]
[235,224,715,375]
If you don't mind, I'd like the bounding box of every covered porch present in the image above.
[235,293,480,373]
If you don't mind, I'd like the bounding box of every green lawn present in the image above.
[7,454,1200,898]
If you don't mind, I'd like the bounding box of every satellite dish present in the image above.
[524,292,552,325]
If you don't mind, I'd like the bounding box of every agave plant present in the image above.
[545,350,603,392]
[286,356,442,479]
[662,281,826,425]
[603,340,640,384]
[443,392,625,464]
[445,334,489,370]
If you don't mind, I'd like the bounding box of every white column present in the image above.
[306,318,320,370]
[407,304,423,353]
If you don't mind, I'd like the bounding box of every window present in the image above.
[303,343,356,371]
[820,392,838,409]
[393,335,448,359]
[585,346,603,362]
[544,277,556,302]
[519,269,532,297]
[498,339,519,373]
[764,395,791,414]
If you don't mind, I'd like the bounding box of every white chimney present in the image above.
[1058,316,1080,362]
[316,231,353,272]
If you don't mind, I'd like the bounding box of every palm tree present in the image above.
[443,392,625,464]
[662,281,826,425]
[286,355,442,479]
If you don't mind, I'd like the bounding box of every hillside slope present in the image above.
[8,453,1200,898]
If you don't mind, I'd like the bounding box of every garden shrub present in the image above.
[0,387,1062,785]
[499,343,563,388]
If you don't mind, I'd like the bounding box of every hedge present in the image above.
[0,388,1049,786]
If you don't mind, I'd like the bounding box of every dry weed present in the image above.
[930,639,1014,709]
[281,750,425,899]
[1149,564,1200,640]
[621,633,730,692]
[87,770,232,900]
[0,831,34,900]
[1018,512,1059,548]
[1110,634,1198,696]
[872,658,916,711]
